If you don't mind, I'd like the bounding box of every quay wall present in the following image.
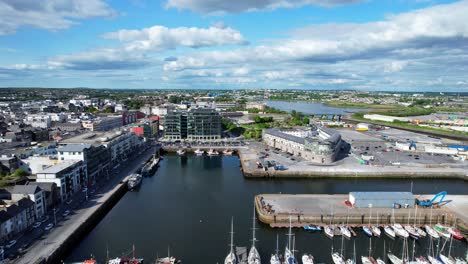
[18,148,157,264]
[254,194,468,233]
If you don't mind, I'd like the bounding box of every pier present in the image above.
[14,147,159,264]
[255,194,468,233]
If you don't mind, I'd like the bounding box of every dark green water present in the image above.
[66,155,467,263]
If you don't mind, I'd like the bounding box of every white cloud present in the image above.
[383,61,408,73]
[0,0,116,35]
[165,0,360,14]
[102,25,248,52]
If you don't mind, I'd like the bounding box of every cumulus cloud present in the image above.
[102,25,248,52]
[166,1,468,72]
[165,0,360,14]
[0,0,116,35]
[49,25,247,71]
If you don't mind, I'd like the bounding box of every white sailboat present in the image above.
[413,206,427,238]
[393,224,410,238]
[223,149,234,155]
[425,225,440,239]
[376,241,386,264]
[340,225,352,239]
[176,149,186,155]
[384,225,396,239]
[225,218,238,264]
[362,235,376,264]
[325,225,335,239]
[302,254,314,264]
[332,221,347,264]
[372,212,381,237]
[270,234,281,264]
[388,237,408,264]
[439,232,456,264]
[284,217,297,264]
[207,148,219,156]
[248,206,261,264]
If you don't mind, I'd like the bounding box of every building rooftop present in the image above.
[58,143,91,152]
[349,192,414,200]
[11,185,42,195]
[263,128,305,144]
[37,160,81,174]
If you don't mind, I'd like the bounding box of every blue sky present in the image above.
[0,0,467,91]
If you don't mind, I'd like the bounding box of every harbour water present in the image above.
[66,155,467,263]
[265,100,369,114]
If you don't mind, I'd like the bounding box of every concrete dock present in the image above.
[14,147,158,264]
[255,194,468,233]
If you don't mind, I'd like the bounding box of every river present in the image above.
[265,101,369,115]
[66,155,467,263]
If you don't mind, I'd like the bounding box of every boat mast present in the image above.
[230,217,235,254]
[287,216,293,252]
[275,234,279,256]
[252,205,257,249]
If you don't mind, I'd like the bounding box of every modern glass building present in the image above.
[163,108,221,141]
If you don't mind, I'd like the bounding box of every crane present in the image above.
[416,191,447,207]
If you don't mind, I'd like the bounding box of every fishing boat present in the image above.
[325,225,335,239]
[108,245,144,264]
[284,217,297,264]
[340,226,352,239]
[363,226,373,237]
[434,224,451,239]
[194,149,204,156]
[393,224,409,238]
[225,218,238,264]
[207,149,219,156]
[127,173,142,190]
[248,206,261,264]
[302,254,314,264]
[223,149,234,155]
[270,234,281,264]
[303,225,321,232]
[425,225,440,239]
[384,226,396,239]
[176,149,186,155]
[447,228,464,240]
[404,225,421,239]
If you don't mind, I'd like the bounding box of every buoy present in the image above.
[200,219,202,223]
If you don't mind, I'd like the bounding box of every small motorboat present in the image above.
[194,149,204,155]
[303,225,322,232]
[207,149,219,156]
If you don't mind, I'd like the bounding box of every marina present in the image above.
[65,155,468,264]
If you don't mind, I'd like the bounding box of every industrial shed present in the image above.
[349,192,415,208]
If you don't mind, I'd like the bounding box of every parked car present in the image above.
[82,187,88,193]
[44,223,54,231]
[32,222,42,229]
[62,210,71,217]
[5,240,16,249]
[66,199,73,205]
[41,216,49,223]
[18,243,30,254]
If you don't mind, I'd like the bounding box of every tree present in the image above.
[12,168,29,177]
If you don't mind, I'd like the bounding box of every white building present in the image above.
[246,102,266,110]
[20,156,58,174]
[24,114,52,128]
[363,114,411,123]
[36,160,87,202]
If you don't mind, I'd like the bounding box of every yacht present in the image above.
[207,149,219,156]
[176,149,186,155]
[248,206,261,264]
[194,149,205,156]
[325,225,335,239]
[425,225,440,239]
[270,235,281,264]
[225,218,238,264]
[127,173,142,190]
[302,254,314,264]
[384,226,396,239]
[393,224,409,238]
[434,224,451,239]
[340,226,351,239]
[284,217,297,264]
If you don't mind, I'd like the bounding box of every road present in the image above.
[6,145,156,264]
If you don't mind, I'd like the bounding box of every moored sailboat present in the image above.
[284,217,297,264]
[425,225,440,239]
[270,234,281,264]
[225,218,238,264]
[248,206,261,264]
[384,225,396,239]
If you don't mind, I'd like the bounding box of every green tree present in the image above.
[12,168,29,177]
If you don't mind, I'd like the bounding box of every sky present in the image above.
[0,0,468,92]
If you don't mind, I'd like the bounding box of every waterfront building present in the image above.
[163,108,222,141]
[246,102,266,110]
[58,143,110,184]
[82,116,123,131]
[36,160,87,202]
[10,185,47,219]
[0,198,35,243]
[262,127,343,163]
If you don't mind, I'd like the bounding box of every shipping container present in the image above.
[349,192,415,208]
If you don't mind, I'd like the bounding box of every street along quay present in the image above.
[11,146,158,264]
[255,193,468,233]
